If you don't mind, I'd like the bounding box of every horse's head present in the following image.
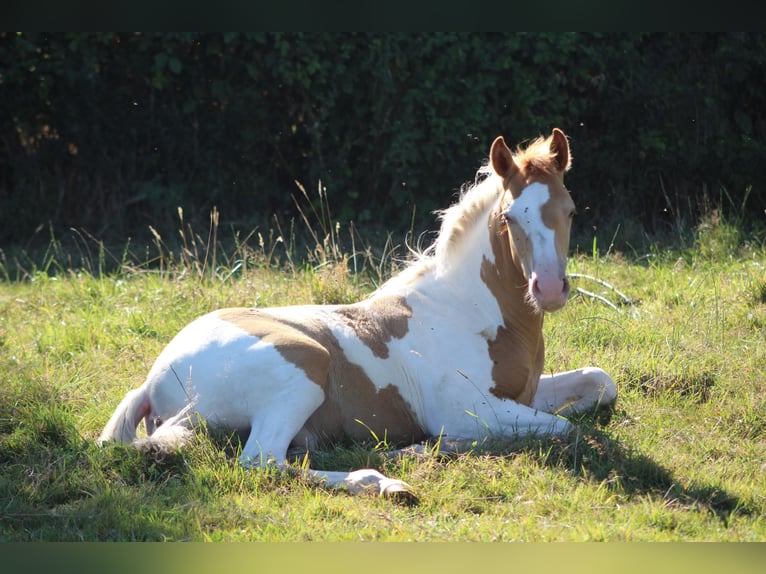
[490,128,575,313]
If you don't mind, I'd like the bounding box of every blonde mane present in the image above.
[431,169,500,269]
[373,172,500,294]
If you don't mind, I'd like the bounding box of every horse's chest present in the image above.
[486,325,543,405]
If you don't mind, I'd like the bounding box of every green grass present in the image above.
[1,207,765,541]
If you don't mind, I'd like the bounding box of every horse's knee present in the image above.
[583,367,617,406]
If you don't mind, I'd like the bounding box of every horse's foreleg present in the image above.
[533,367,616,417]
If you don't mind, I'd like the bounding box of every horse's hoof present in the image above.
[380,479,419,505]
[594,403,616,425]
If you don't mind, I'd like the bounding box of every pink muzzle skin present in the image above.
[530,272,570,312]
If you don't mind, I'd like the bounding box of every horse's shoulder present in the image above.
[333,295,413,359]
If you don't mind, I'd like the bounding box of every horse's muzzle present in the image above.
[530,273,570,312]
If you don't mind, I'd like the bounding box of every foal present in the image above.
[99,128,616,500]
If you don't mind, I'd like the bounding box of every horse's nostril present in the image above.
[532,276,568,293]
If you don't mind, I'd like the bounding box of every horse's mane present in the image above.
[373,171,498,293]
[431,167,498,267]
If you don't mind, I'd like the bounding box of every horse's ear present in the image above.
[550,128,571,172]
[490,136,518,179]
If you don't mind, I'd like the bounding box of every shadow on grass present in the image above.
[456,414,755,526]
[148,417,755,524]
[0,389,751,540]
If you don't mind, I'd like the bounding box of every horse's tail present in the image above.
[98,386,195,456]
[133,404,195,456]
[98,387,151,445]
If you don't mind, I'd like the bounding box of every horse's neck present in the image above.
[481,202,544,333]
[406,212,544,341]
[378,189,544,342]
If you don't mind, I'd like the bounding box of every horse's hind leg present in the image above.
[237,387,417,501]
[282,443,418,501]
[232,339,417,502]
[307,469,417,504]
[533,367,617,417]
[242,408,417,502]
[238,379,326,467]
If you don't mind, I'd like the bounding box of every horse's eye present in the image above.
[569,209,577,219]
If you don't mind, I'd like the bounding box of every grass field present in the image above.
[1,209,765,541]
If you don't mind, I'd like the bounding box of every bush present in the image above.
[1,33,765,247]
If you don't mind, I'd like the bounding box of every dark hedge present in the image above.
[2,32,764,246]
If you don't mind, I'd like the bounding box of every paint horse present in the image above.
[99,128,616,500]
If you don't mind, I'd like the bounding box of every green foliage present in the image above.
[2,33,766,249]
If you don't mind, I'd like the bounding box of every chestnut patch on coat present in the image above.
[486,324,541,406]
[216,306,423,447]
[333,295,412,359]
[479,206,545,406]
[539,174,576,260]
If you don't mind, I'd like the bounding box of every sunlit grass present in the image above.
[1,196,764,541]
